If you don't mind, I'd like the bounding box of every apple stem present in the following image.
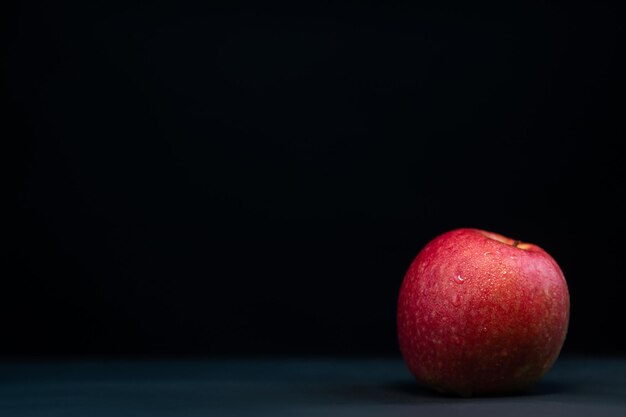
[513,240,520,248]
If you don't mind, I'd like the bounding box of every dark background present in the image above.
[3,1,625,358]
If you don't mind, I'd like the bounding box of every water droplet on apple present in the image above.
[453,274,465,284]
[483,251,492,256]
[451,293,461,306]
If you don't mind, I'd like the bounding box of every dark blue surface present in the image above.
[1,356,625,416]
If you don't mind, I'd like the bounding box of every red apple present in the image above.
[397,228,569,396]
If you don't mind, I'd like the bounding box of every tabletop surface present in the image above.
[1,356,625,416]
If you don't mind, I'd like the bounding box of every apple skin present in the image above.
[397,228,569,396]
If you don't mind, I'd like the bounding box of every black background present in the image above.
[3,1,625,358]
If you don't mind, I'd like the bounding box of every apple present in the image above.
[397,228,569,396]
